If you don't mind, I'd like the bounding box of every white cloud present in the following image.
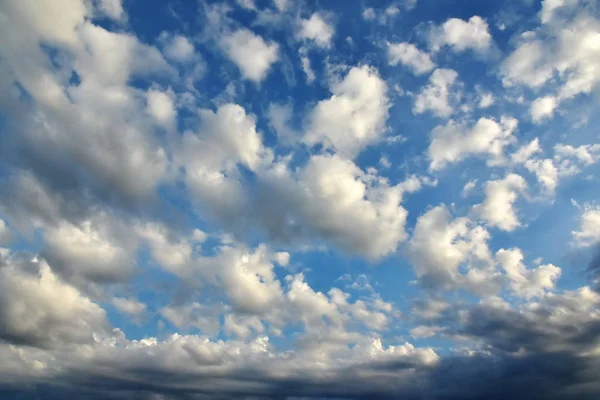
[413,68,460,117]
[0,257,109,348]
[474,174,527,231]
[147,89,176,126]
[540,0,580,24]
[409,205,498,294]
[429,16,493,54]
[273,0,288,12]
[221,29,279,82]
[297,13,335,48]
[43,217,136,283]
[410,325,444,339]
[387,42,435,75]
[572,205,600,247]
[428,116,518,170]
[524,158,559,192]
[502,13,600,107]
[305,65,390,157]
[160,33,196,63]
[531,96,558,123]
[496,248,561,298]
[555,143,600,165]
[136,223,193,276]
[112,297,147,316]
[281,155,409,259]
[236,0,257,10]
[362,7,376,20]
[97,0,126,20]
[478,92,495,108]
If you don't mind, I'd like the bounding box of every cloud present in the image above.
[413,68,461,117]
[296,13,335,48]
[409,205,499,294]
[0,255,110,349]
[428,116,518,170]
[387,42,436,75]
[305,65,390,157]
[159,32,196,63]
[112,297,147,317]
[502,9,600,115]
[0,219,13,245]
[573,205,600,247]
[531,95,558,123]
[146,88,176,127]
[496,247,561,298]
[96,0,126,21]
[474,174,527,231]
[220,28,279,82]
[2,1,600,398]
[429,16,494,54]
[42,216,137,283]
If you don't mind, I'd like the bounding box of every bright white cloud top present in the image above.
[0,0,600,399]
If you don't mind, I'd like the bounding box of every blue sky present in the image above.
[1,0,600,399]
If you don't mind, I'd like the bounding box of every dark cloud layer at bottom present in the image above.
[1,350,599,400]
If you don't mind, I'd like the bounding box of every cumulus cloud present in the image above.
[0,255,110,348]
[531,95,558,123]
[428,116,518,170]
[296,13,334,48]
[502,8,600,115]
[474,174,527,231]
[573,205,600,247]
[387,42,435,75]
[220,28,279,82]
[496,247,561,298]
[2,0,600,398]
[409,205,500,294]
[413,68,461,117]
[305,65,390,157]
[429,16,494,54]
[159,32,196,63]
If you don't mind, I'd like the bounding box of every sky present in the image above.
[1,0,600,398]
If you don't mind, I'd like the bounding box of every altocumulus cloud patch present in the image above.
[1,0,600,399]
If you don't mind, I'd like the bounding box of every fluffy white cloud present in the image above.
[496,248,561,298]
[502,11,600,112]
[511,140,600,193]
[428,116,518,170]
[409,205,498,294]
[413,68,460,117]
[147,88,176,126]
[300,50,316,83]
[362,7,376,20]
[160,33,196,63]
[42,216,136,283]
[112,297,147,317]
[572,205,600,247]
[531,96,558,123]
[0,256,109,348]
[221,29,279,82]
[387,42,435,75]
[261,154,409,259]
[297,13,334,48]
[305,65,390,157]
[97,0,125,20]
[474,174,527,231]
[429,16,493,54]
[540,0,581,24]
